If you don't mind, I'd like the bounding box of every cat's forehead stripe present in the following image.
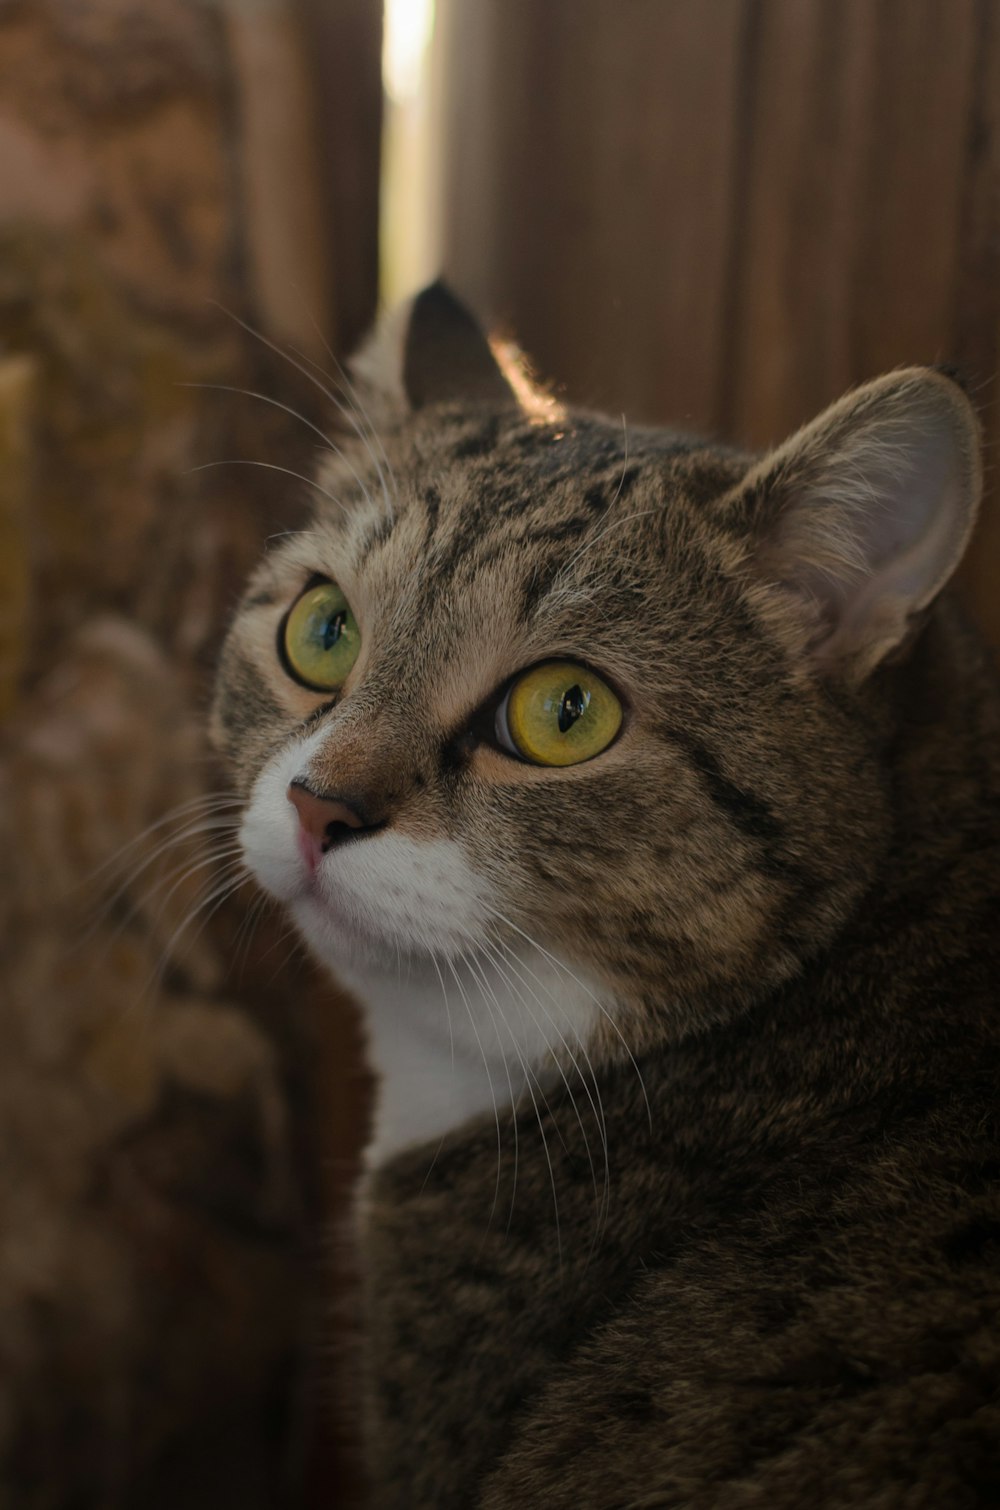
[343,422,720,589]
[446,416,501,460]
[355,514,396,569]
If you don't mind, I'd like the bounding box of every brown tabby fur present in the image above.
[213,286,1000,1507]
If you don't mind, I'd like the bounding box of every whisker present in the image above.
[470,938,573,1169]
[462,944,561,1264]
[142,861,251,1001]
[458,944,523,1236]
[559,507,661,578]
[418,950,458,1195]
[185,382,380,516]
[183,381,337,451]
[146,844,247,929]
[231,887,274,980]
[96,855,250,1031]
[607,413,631,510]
[291,315,400,517]
[445,954,504,1234]
[483,905,652,1132]
[261,925,308,988]
[81,817,243,943]
[481,931,609,1247]
[79,794,243,886]
[101,812,241,894]
[71,854,247,1060]
[209,302,395,520]
[185,458,349,513]
[106,842,247,959]
[486,930,610,1154]
[250,913,302,969]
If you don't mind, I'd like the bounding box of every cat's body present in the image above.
[364,598,1000,1508]
[213,285,1000,1506]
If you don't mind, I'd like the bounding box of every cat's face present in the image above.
[212,285,980,1051]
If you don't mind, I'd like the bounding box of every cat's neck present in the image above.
[337,947,605,1167]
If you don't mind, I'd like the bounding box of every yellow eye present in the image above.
[496,660,623,767]
[281,581,361,691]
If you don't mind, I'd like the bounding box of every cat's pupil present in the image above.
[558,684,588,734]
[321,610,347,650]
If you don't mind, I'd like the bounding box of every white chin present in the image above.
[290,889,408,974]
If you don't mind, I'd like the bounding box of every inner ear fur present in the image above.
[732,368,982,682]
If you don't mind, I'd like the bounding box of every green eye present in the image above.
[281,581,361,691]
[496,660,623,767]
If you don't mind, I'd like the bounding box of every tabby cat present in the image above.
[212,284,1000,1507]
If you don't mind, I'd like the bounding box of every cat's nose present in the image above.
[287,781,370,859]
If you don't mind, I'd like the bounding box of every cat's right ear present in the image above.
[730,368,982,683]
[351,281,518,413]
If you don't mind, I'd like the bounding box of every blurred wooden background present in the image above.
[0,2,379,1506]
[436,0,1000,651]
[2,2,999,1507]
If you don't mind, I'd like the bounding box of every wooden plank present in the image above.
[953,0,1000,649]
[297,0,383,354]
[224,0,332,356]
[850,0,977,377]
[727,0,978,446]
[436,0,999,652]
[438,0,748,432]
[725,0,880,444]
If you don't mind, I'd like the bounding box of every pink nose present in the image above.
[287,782,366,856]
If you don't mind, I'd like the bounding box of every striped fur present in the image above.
[212,289,1000,1507]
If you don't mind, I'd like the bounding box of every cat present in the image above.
[212,282,1000,1507]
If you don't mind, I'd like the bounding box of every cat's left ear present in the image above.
[734,369,982,681]
[352,280,517,412]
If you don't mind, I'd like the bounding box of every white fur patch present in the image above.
[240,727,603,1163]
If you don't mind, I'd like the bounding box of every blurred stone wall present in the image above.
[0,2,379,1505]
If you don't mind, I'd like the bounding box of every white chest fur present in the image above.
[339,947,602,1166]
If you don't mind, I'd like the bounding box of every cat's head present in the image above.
[212,283,981,1048]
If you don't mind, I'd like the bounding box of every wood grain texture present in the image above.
[438,0,747,432]
[224,0,331,357]
[436,0,1000,650]
[297,0,383,355]
[953,0,1000,624]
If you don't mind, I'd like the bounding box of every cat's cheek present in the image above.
[239,807,304,904]
[238,737,320,904]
